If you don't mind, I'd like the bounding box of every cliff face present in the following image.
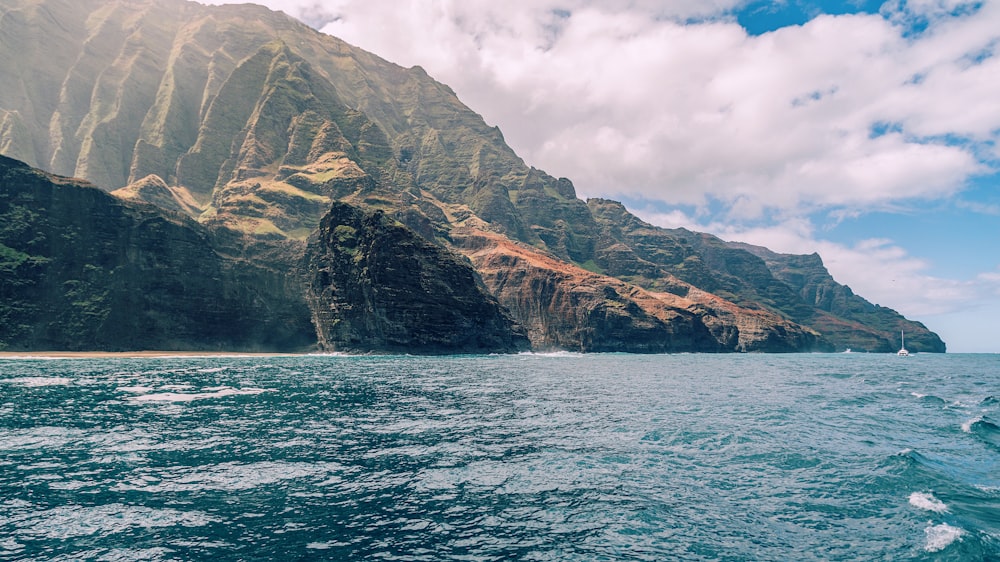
[0,0,946,353]
[728,244,946,352]
[454,228,829,353]
[588,199,943,352]
[0,155,314,351]
[304,202,529,353]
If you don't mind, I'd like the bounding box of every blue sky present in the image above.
[210,0,1000,351]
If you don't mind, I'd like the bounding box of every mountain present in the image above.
[0,0,944,353]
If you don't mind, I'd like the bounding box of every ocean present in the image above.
[0,352,997,561]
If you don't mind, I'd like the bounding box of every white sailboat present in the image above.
[897,330,910,357]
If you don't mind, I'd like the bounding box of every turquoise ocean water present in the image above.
[1,353,997,561]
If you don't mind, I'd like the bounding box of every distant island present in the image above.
[0,0,944,354]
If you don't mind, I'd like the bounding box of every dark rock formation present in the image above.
[1,156,531,354]
[304,202,529,354]
[0,155,315,352]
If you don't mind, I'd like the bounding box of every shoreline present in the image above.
[0,351,306,359]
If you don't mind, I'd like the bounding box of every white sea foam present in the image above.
[924,522,963,552]
[517,350,583,358]
[0,377,73,387]
[909,492,948,513]
[910,391,927,398]
[961,415,983,433]
[127,386,275,402]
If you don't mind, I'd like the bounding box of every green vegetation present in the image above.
[0,243,29,270]
[576,259,604,275]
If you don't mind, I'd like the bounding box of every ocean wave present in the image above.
[962,415,1000,434]
[886,447,927,468]
[0,537,24,559]
[160,384,195,391]
[125,386,276,402]
[116,385,155,393]
[909,492,948,513]
[48,547,175,562]
[881,449,961,494]
[961,416,983,433]
[924,522,964,552]
[962,415,1000,451]
[910,392,946,405]
[0,426,85,451]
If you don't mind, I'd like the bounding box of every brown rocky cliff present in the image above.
[453,227,829,353]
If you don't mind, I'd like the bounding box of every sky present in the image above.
[206,0,1000,352]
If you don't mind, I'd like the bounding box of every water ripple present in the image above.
[0,353,997,560]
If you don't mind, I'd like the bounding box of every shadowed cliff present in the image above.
[0,155,314,351]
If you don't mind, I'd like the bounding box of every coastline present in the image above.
[0,351,303,359]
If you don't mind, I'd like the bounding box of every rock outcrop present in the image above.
[304,202,529,354]
[587,198,943,352]
[728,243,946,352]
